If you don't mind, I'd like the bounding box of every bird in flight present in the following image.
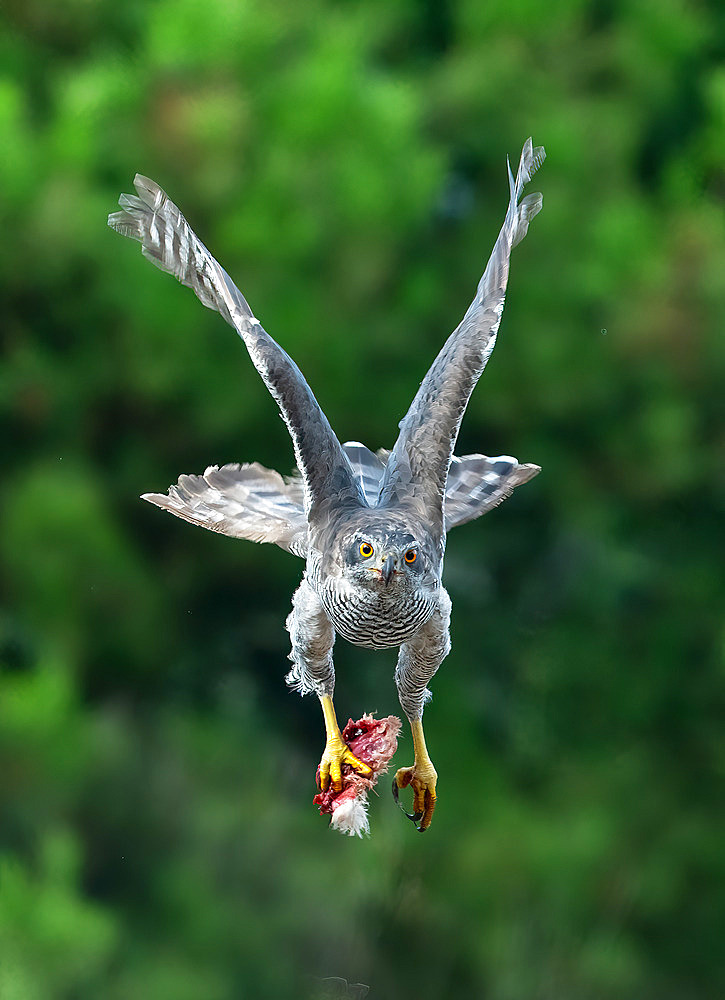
[109,138,544,832]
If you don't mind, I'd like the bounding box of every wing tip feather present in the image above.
[141,491,174,508]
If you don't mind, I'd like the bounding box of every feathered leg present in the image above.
[286,579,371,791]
[393,590,451,831]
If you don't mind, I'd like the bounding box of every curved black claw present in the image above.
[392,777,424,825]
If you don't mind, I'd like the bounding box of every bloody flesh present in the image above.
[314,714,401,830]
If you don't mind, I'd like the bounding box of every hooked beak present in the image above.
[381,553,396,586]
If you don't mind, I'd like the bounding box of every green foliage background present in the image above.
[1,1,724,997]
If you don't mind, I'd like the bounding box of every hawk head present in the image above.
[338,516,440,596]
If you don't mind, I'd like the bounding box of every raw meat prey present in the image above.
[314,714,401,836]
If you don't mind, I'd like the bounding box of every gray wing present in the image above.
[379,138,545,530]
[109,176,363,512]
[444,454,540,530]
[140,443,380,557]
[142,462,309,556]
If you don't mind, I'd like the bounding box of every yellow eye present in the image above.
[359,542,374,558]
[404,549,417,564]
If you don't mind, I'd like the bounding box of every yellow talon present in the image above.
[392,719,437,831]
[318,694,372,792]
[319,739,372,792]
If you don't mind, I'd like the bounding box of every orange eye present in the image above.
[359,542,374,558]
[404,549,417,564]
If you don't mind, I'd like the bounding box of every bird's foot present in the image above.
[318,735,373,793]
[392,761,437,832]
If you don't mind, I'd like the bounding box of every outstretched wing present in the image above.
[109,176,363,513]
[379,138,545,532]
[141,442,383,555]
[142,445,538,554]
[142,462,309,556]
[444,455,540,530]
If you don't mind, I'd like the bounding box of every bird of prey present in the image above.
[109,137,544,832]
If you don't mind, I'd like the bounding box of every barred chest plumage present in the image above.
[317,577,437,649]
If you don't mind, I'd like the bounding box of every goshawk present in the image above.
[109,138,545,831]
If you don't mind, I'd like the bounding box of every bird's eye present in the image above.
[404,549,417,564]
[359,542,374,558]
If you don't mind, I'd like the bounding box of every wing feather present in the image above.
[379,138,544,529]
[444,455,540,529]
[109,176,361,512]
[340,442,540,526]
[142,445,538,552]
[142,462,308,556]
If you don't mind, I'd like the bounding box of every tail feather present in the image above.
[342,442,386,506]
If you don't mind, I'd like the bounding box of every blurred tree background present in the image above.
[1,0,724,997]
